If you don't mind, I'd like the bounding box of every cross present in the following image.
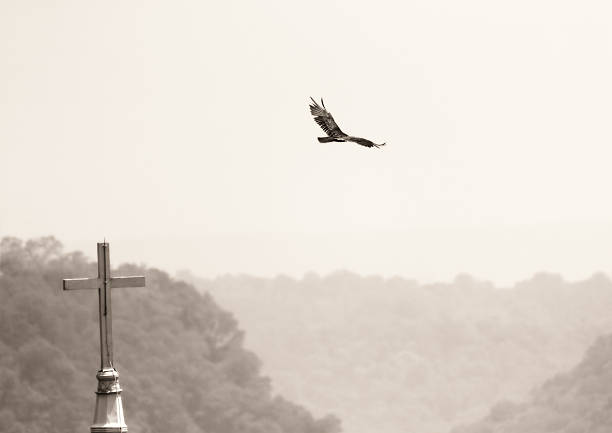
[63,242,145,371]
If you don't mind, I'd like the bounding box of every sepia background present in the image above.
[2,1,612,433]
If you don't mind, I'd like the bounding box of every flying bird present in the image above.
[309,97,385,148]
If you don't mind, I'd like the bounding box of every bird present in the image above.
[309,97,385,148]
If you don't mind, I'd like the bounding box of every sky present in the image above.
[1,0,612,286]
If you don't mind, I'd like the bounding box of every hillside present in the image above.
[179,270,612,433]
[451,333,612,433]
[0,237,340,433]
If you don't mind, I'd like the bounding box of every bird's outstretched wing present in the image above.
[348,137,383,148]
[309,97,347,138]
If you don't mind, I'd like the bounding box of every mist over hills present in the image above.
[0,237,340,433]
[179,269,612,433]
[3,235,612,433]
[451,334,612,433]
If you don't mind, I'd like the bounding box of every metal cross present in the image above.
[63,242,145,371]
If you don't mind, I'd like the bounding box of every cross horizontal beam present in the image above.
[63,276,145,291]
[110,276,146,288]
[63,277,98,291]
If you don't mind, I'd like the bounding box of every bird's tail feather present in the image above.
[318,137,341,143]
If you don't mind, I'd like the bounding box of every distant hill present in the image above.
[178,269,612,433]
[0,237,340,433]
[451,333,612,433]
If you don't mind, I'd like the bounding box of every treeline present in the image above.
[0,237,341,433]
[180,269,612,433]
[451,333,612,433]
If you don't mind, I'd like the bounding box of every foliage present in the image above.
[0,236,341,433]
[451,334,612,433]
[180,270,612,433]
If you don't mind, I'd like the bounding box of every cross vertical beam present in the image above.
[63,242,145,433]
[98,242,113,371]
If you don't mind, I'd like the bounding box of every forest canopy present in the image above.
[451,333,612,433]
[3,236,612,433]
[181,266,612,433]
[0,236,341,433]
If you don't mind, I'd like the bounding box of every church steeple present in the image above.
[63,242,146,433]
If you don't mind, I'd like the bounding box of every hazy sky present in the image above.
[2,1,612,285]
